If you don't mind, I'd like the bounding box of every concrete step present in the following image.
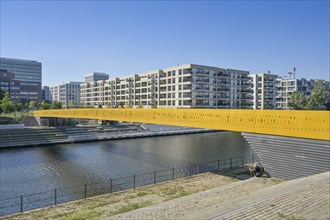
[111,177,280,220]
[111,172,330,220]
[212,172,330,220]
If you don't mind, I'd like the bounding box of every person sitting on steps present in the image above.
[249,162,264,177]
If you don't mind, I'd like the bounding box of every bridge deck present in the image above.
[34,109,330,141]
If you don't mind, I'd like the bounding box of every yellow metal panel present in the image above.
[34,109,330,141]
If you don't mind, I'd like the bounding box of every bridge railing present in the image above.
[0,154,256,216]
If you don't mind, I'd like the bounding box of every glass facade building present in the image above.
[0,57,42,101]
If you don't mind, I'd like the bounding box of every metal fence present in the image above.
[0,154,256,216]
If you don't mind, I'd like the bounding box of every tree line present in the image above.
[288,80,330,110]
[0,89,62,113]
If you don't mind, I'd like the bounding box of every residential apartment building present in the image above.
[50,82,82,108]
[276,78,315,109]
[0,69,40,102]
[0,57,42,100]
[80,64,253,109]
[251,73,278,109]
[85,72,109,83]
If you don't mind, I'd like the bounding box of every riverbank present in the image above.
[0,124,216,149]
[2,167,259,220]
[4,170,329,220]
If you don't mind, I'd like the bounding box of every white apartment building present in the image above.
[276,78,315,109]
[50,81,82,108]
[85,72,109,83]
[251,73,278,109]
[80,64,253,109]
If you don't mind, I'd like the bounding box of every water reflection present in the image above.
[0,131,250,199]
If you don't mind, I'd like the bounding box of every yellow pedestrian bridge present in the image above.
[35,109,329,141]
[35,109,330,180]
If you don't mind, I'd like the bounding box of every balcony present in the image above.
[194,95,209,98]
[194,79,210,83]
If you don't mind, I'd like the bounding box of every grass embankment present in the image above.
[0,111,33,124]
[4,170,252,220]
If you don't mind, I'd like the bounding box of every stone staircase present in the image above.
[0,127,69,148]
[112,172,330,220]
[0,125,142,148]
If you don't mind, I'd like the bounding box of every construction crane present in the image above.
[288,67,296,79]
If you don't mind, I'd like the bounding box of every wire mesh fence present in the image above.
[0,154,256,216]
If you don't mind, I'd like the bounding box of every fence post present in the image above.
[84,184,87,199]
[252,153,255,163]
[230,158,233,169]
[218,160,220,172]
[172,168,175,180]
[133,175,136,189]
[54,189,57,205]
[154,171,156,184]
[110,179,113,193]
[20,195,23,213]
[242,156,244,166]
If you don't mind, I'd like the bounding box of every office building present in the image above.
[0,69,40,102]
[50,82,82,108]
[80,64,253,109]
[251,73,278,109]
[0,57,42,100]
[42,86,52,101]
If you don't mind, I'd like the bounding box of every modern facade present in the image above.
[251,73,278,109]
[276,78,315,109]
[84,72,109,83]
[0,57,42,100]
[80,64,253,109]
[42,86,52,101]
[50,82,82,108]
[0,69,41,102]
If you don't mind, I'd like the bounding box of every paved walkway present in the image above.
[112,172,330,220]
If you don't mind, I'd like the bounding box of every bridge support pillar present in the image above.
[39,117,64,127]
[242,133,330,180]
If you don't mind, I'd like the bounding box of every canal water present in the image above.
[0,131,251,200]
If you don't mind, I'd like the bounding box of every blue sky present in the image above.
[1,1,329,86]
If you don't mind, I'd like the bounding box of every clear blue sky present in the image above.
[1,1,329,86]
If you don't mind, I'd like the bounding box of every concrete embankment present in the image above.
[114,171,330,220]
[0,124,216,149]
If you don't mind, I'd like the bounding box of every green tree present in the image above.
[151,99,157,108]
[98,103,103,108]
[15,102,24,111]
[19,98,29,109]
[125,101,132,108]
[0,88,6,100]
[305,80,330,110]
[0,92,14,113]
[69,99,75,108]
[50,101,62,109]
[39,101,50,110]
[28,101,37,110]
[289,92,306,110]
[289,80,330,110]
[105,100,110,108]
[138,100,143,108]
